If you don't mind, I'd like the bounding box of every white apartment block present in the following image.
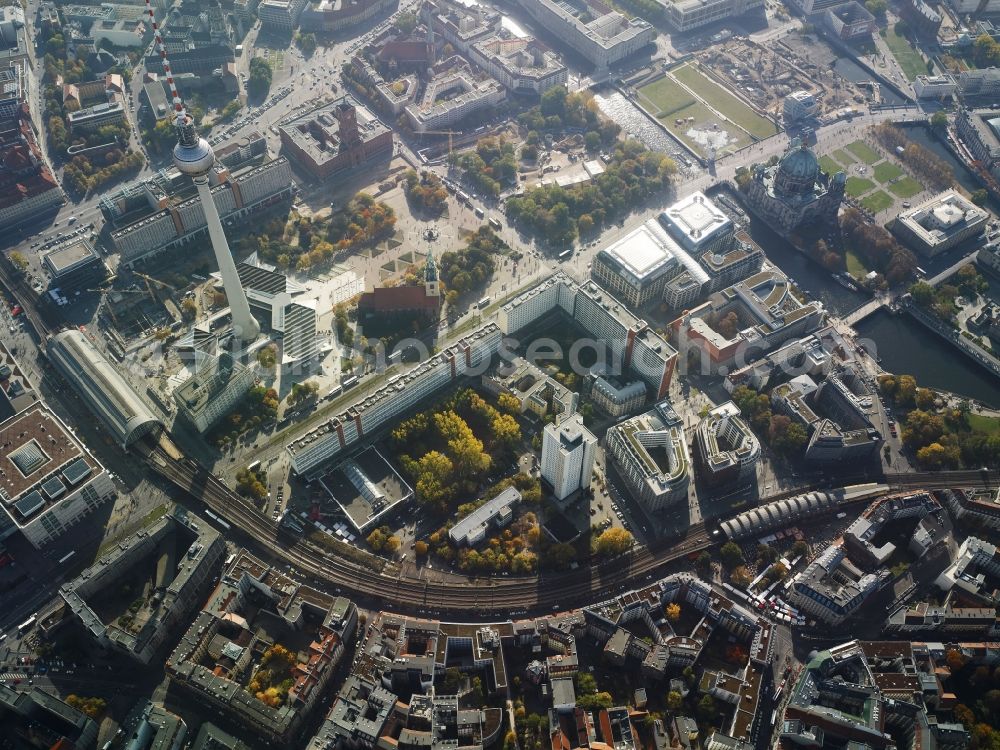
[913,74,957,99]
[173,354,256,433]
[288,324,504,476]
[499,273,678,401]
[660,0,764,33]
[694,401,760,487]
[514,0,655,68]
[468,37,568,94]
[111,158,295,266]
[605,399,690,512]
[541,413,597,501]
[404,70,505,132]
[274,296,319,368]
[258,0,308,29]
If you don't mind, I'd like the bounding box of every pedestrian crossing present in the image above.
[1,673,26,680]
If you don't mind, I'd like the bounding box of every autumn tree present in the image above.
[8,251,27,271]
[592,527,633,557]
[720,541,744,569]
[665,603,681,622]
[944,648,965,672]
[497,392,522,415]
[667,691,683,710]
[696,551,713,573]
[730,566,752,587]
[413,450,455,512]
[66,695,107,719]
[725,644,748,664]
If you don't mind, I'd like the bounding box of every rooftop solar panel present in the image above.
[14,490,44,519]
[62,457,93,486]
[41,476,66,500]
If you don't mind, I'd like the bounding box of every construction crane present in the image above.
[90,286,142,328]
[132,272,183,323]
[422,129,462,161]
[132,271,176,305]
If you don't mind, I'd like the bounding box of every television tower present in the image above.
[143,0,259,345]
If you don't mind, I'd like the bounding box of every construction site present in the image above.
[694,37,857,122]
[96,270,189,345]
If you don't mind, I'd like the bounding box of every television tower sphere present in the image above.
[173,121,216,177]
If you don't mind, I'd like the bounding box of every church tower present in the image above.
[425,250,440,298]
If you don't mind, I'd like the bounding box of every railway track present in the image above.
[146,442,711,616]
[145,440,999,617]
[0,254,54,339]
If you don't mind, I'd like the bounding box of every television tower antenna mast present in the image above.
[143,0,260,345]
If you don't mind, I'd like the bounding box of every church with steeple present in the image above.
[357,251,442,328]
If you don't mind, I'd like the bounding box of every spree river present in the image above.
[855,311,999,406]
[593,84,999,404]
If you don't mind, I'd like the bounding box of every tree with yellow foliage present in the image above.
[592,527,633,557]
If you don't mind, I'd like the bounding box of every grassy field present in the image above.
[873,161,904,183]
[889,176,923,198]
[637,76,696,115]
[639,75,749,157]
[845,249,871,278]
[671,64,776,140]
[862,190,894,212]
[968,413,1000,435]
[884,28,926,82]
[834,148,857,165]
[819,155,842,175]
[847,176,876,197]
[847,140,881,165]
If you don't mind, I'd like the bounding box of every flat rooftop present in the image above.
[0,403,98,522]
[319,446,413,531]
[0,403,83,503]
[599,220,679,285]
[660,191,732,251]
[42,238,101,276]
[279,99,389,168]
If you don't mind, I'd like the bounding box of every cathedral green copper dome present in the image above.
[778,139,819,182]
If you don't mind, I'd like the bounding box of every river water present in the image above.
[831,57,906,106]
[855,310,999,406]
[592,77,999,402]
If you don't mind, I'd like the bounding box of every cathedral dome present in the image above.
[778,141,819,182]
[773,138,819,198]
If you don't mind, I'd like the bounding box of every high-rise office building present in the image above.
[541,413,597,502]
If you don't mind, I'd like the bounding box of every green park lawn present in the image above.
[861,190,894,212]
[846,140,881,165]
[671,64,776,140]
[968,413,1000,435]
[889,176,923,198]
[819,155,842,175]
[845,249,870,278]
[884,27,927,82]
[873,161,904,183]
[834,148,857,165]
[638,76,696,115]
[846,176,876,197]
